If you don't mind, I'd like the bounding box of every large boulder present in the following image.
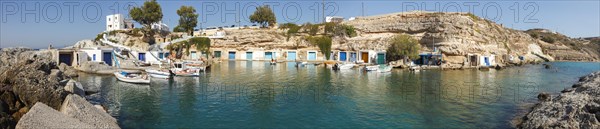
[63,80,85,96]
[15,102,93,129]
[60,94,119,128]
[59,63,79,77]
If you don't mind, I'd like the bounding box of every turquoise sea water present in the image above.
[78,62,600,128]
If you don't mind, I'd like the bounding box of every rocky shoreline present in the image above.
[0,48,118,128]
[516,71,600,128]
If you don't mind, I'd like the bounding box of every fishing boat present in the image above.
[269,59,277,65]
[364,65,379,71]
[114,71,150,84]
[409,66,420,72]
[339,64,356,70]
[378,65,392,73]
[171,62,201,77]
[145,69,172,79]
[333,63,355,70]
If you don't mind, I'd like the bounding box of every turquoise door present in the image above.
[340,52,347,61]
[228,52,235,60]
[287,51,296,60]
[377,53,385,64]
[191,51,197,59]
[308,52,317,60]
[214,51,221,58]
[246,52,253,60]
[265,52,273,60]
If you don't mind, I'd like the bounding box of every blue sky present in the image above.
[1,0,599,49]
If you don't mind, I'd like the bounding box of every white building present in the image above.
[151,21,170,32]
[325,16,344,23]
[106,14,133,31]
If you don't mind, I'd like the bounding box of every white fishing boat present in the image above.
[364,65,379,71]
[145,69,172,79]
[114,71,150,84]
[339,64,356,70]
[409,66,420,72]
[171,62,201,77]
[378,65,392,73]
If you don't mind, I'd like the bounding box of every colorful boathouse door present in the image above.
[308,52,317,60]
[103,52,112,66]
[377,53,385,64]
[287,51,296,61]
[340,52,347,61]
[361,52,369,63]
[228,52,236,60]
[138,53,146,61]
[246,52,253,60]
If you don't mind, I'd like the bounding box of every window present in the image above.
[93,54,96,61]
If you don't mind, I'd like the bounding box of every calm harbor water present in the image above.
[78,62,599,128]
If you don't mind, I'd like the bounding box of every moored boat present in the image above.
[145,69,172,79]
[364,65,379,71]
[378,65,392,73]
[114,71,150,84]
[171,62,201,77]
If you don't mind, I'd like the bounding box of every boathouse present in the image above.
[416,53,443,66]
[80,47,114,66]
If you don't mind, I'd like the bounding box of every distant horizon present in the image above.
[1,0,599,49]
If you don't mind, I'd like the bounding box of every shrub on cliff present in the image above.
[386,34,421,61]
[306,36,332,60]
[541,36,556,43]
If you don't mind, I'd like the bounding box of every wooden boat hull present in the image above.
[114,72,150,84]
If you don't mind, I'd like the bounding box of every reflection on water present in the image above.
[77,62,600,128]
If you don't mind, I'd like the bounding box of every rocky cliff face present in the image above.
[343,11,552,67]
[525,29,600,61]
[517,71,600,128]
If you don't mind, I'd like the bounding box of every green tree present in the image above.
[386,34,421,61]
[129,0,163,44]
[249,5,276,28]
[175,6,198,35]
[307,36,332,60]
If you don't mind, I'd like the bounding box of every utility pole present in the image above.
[322,0,325,23]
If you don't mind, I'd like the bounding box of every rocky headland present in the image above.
[0,48,118,128]
[516,71,600,128]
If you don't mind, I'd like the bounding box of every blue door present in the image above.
[228,52,236,60]
[265,52,273,60]
[287,51,296,61]
[158,52,164,59]
[138,53,146,61]
[308,52,317,60]
[103,52,112,66]
[340,52,347,61]
[59,54,72,66]
[246,52,253,60]
[484,57,490,66]
[350,52,357,62]
[165,52,170,59]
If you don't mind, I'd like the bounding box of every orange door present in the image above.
[361,52,369,63]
